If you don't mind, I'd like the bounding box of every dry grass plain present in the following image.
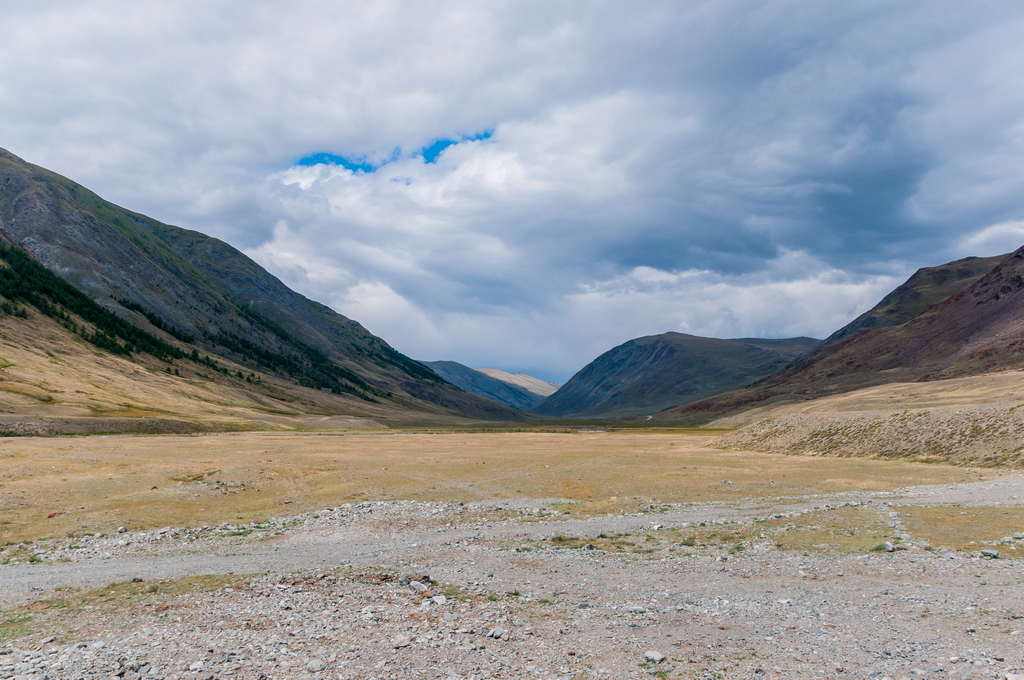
[0,429,993,546]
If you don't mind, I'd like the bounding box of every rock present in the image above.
[981,548,999,559]
[491,627,504,639]
[629,606,646,614]
[125,659,141,672]
[884,542,895,552]
[433,594,447,605]
[644,650,666,663]
[307,659,326,672]
[392,634,412,648]
[117,526,126,533]
[410,580,428,592]
[1014,532,1024,540]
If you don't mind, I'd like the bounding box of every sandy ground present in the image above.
[1,474,1023,680]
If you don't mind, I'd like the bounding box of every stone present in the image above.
[117,526,126,533]
[981,548,999,559]
[1013,532,1024,540]
[644,650,666,663]
[410,580,428,592]
[392,634,412,648]
[433,595,447,605]
[884,542,895,552]
[629,606,646,614]
[307,659,326,672]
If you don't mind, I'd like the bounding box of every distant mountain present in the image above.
[529,333,821,419]
[0,147,523,425]
[421,361,558,410]
[657,248,1022,425]
[474,368,560,399]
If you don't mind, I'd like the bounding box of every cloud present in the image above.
[958,220,1024,258]
[2,1,1023,379]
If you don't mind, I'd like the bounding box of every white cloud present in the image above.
[2,1,1024,379]
[958,220,1024,258]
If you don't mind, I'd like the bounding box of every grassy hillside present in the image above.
[530,332,820,419]
[0,148,523,425]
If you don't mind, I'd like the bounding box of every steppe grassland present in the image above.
[0,429,992,546]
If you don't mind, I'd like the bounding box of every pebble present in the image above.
[645,650,666,663]
[981,548,999,559]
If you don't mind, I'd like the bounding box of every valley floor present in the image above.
[1,470,1023,680]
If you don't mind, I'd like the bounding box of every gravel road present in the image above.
[1,476,1022,680]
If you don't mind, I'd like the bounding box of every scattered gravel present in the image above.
[2,477,1023,679]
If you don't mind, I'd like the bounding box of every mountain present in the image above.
[0,148,523,428]
[656,248,1022,425]
[822,254,1004,344]
[474,368,560,399]
[421,361,558,410]
[529,333,821,419]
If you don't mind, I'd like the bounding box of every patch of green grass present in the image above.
[0,612,35,643]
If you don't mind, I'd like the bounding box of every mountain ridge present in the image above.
[0,147,523,424]
[655,248,1022,425]
[530,332,820,419]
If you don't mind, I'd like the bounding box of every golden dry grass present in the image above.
[0,430,985,544]
[711,370,1024,429]
[898,506,1024,551]
[0,311,475,432]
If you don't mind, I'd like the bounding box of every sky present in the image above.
[3,2,1024,382]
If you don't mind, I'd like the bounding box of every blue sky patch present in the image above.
[297,131,494,171]
[420,130,494,164]
[296,152,376,173]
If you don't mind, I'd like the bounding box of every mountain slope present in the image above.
[822,254,1004,344]
[421,361,555,410]
[656,248,1023,425]
[474,368,560,399]
[530,333,820,419]
[0,147,522,423]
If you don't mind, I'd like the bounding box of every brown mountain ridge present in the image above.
[656,248,1024,425]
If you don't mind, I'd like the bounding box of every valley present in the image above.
[1,149,1023,679]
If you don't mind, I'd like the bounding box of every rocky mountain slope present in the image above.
[657,248,1023,425]
[0,148,522,426]
[421,361,557,410]
[823,254,1004,344]
[529,333,820,419]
